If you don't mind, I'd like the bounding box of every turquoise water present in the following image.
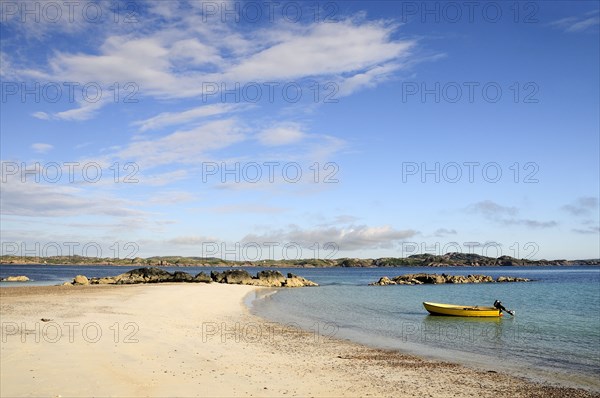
[2,264,599,390]
[248,266,600,390]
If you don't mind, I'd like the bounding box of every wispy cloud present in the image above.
[572,226,600,235]
[1,177,143,219]
[211,204,287,214]
[114,118,246,168]
[562,197,599,216]
[132,103,246,132]
[433,228,457,237]
[242,224,418,251]
[166,236,220,246]
[468,200,557,229]
[503,219,557,228]
[256,123,306,146]
[31,143,53,154]
[31,112,51,120]
[550,10,600,33]
[468,200,517,217]
[31,98,111,122]
[12,13,418,107]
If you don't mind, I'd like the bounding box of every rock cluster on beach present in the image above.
[70,267,318,287]
[370,273,530,285]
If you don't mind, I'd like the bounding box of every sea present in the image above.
[1,264,599,390]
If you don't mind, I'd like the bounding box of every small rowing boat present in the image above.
[423,302,503,317]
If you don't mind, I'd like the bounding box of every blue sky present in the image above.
[1,1,598,261]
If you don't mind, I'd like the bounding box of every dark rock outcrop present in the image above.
[171,271,195,282]
[256,270,286,286]
[84,267,317,287]
[211,271,225,283]
[222,270,254,285]
[194,272,212,283]
[370,273,530,286]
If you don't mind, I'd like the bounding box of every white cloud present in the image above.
[132,103,244,132]
[31,111,51,120]
[433,228,457,237]
[243,224,418,251]
[0,176,143,219]
[167,235,220,246]
[142,170,190,186]
[257,123,306,146]
[226,21,413,82]
[550,10,600,33]
[53,98,110,121]
[31,143,54,153]
[16,15,416,104]
[468,200,518,217]
[211,204,287,214]
[114,118,246,168]
[147,190,196,204]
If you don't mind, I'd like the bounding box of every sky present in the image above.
[0,0,599,261]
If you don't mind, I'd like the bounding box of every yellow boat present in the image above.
[423,302,503,317]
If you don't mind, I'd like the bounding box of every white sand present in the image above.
[1,284,596,398]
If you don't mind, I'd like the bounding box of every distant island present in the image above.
[1,252,598,267]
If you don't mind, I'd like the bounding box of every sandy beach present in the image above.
[1,284,597,398]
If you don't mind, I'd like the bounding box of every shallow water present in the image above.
[249,266,600,390]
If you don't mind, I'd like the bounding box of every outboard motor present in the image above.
[494,300,515,316]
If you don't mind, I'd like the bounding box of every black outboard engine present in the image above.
[494,300,515,316]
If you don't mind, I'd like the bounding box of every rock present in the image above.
[73,275,89,285]
[283,273,318,287]
[211,270,317,287]
[113,267,174,284]
[372,273,530,286]
[470,274,494,283]
[255,270,286,286]
[392,273,447,284]
[94,277,116,284]
[445,274,466,283]
[194,272,212,283]
[369,276,396,286]
[496,276,530,282]
[171,271,194,282]
[211,271,225,283]
[81,267,317,288]
[221,270,254,285]
[61,282,72,286]
[2,275,30,282]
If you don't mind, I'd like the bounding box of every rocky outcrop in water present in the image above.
[496,276,531,283]
[78,267,318,287]
[370,273,530,285]
[1,275,30,282]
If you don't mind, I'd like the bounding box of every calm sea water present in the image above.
[2,264,599,390]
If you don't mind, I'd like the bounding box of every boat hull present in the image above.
[423,302,502,317]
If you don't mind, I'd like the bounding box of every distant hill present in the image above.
[0,252,598,267]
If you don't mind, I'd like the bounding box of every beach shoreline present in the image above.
[1,284,598,397]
